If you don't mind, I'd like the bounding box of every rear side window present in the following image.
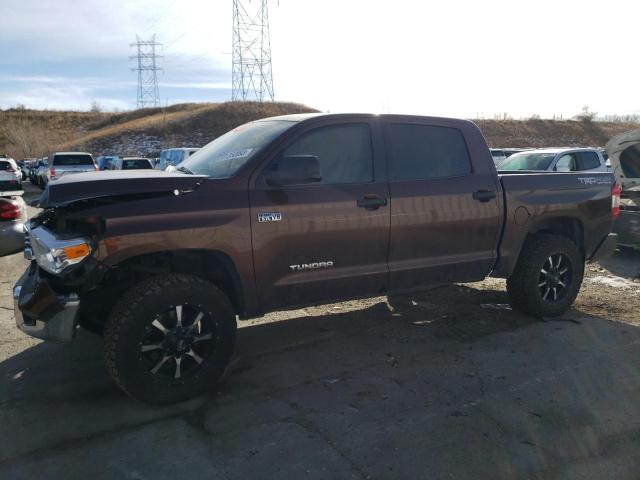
[387,124,471,181]
[555,154,577,172]
[278,123,373,185]
[53,154,94,166]
[576,152,601,170]
[122,160,152,170]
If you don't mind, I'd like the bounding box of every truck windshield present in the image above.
[179,120,295,178]
[498,152,556,171]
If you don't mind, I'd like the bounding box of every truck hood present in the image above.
[34,170,206,208]
[605,128,640,191]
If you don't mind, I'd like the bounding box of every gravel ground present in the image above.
[0,183,639,479]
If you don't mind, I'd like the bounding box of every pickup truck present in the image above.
[13,113,618,404]
[37,152,98,188]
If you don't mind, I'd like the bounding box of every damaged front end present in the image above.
[13,212,105,342]
[13,170,206,342]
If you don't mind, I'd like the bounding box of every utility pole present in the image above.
[130,34,163,109]
[232,0,274,102]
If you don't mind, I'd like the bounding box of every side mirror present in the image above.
[264,155,322,187]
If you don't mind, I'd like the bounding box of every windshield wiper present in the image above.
[177,166,194,175]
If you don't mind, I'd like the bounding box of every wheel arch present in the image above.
[91,249,246,319]
[528,216,585,256]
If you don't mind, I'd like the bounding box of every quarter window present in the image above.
[387,124,471,181]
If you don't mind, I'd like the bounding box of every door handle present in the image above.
[472,190,497,202]
[357,195,388,210]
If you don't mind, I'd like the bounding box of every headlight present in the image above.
[28,223,93,275]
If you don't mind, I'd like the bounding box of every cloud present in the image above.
[1,0,638,115]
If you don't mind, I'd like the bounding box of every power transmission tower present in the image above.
[130,34,163,109]
[232,0,274,102]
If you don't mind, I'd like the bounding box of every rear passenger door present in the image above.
[384,120,502,291]
[250,118,390,311]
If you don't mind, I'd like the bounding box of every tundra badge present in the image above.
[289,261,334,271]
[258,212,282,223]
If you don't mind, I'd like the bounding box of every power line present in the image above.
[232,0,274,102]
[130,34,163,109]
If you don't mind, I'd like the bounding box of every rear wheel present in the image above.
[507,234,584,318]
[103,274,236,404]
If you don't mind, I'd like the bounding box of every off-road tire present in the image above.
[507,234,584,318]
[103,273,236,404]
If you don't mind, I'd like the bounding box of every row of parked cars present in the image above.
[19,147,200,189]
[97,148,200,174]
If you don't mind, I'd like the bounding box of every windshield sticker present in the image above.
[218,148,253,162]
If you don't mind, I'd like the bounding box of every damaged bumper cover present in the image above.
[13,267,80,343]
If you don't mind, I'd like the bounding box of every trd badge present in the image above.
[258,212,282,223]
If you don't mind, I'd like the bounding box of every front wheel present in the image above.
[103,274,237,404]
[507,234,584,318]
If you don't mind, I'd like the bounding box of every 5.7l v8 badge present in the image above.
[258,212,282,223]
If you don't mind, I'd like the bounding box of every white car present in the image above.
[498,148,608,173]
[0,159,22,191]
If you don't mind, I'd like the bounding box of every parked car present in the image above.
[0,193,27,256]
[157,148,200,170]
[37,152,97,187]
[0,159,22,190]
[96,155,121,171]
[17,160,30,181]
[498,148,608,172]
[490,149,507,165]
[502,148,531,158]
[606,128,640,248]
[107,157,154,170]
[30,159,46,185]
[14,113,617,404]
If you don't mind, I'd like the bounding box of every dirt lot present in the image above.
[1,184,639,479]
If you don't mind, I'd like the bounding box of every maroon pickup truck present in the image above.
[13,113,618,403]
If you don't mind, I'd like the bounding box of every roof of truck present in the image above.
[52,151,93,156]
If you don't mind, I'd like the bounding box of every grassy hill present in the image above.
[1,102,638,159]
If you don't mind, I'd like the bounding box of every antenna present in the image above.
[130,34,163,109]
[232,0,274,102]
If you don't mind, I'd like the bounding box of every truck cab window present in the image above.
[276,123,373,185]
[576,151,600,170]
[387,124,471,181]
[555,154,577,172]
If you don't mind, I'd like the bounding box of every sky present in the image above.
[0,0,638,118]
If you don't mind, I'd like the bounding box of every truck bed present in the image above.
[492,171,615,277]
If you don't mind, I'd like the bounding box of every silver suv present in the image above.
[498,147,608,173]
[38,152,97,187]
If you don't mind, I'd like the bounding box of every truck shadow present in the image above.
[1,282,639,468]
[0,283,613,408]
[597,246,640,279]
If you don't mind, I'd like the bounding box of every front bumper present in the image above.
[590,233,618,262]
[13,267,80,343]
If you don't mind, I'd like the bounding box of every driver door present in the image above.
[249,119,390,312]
